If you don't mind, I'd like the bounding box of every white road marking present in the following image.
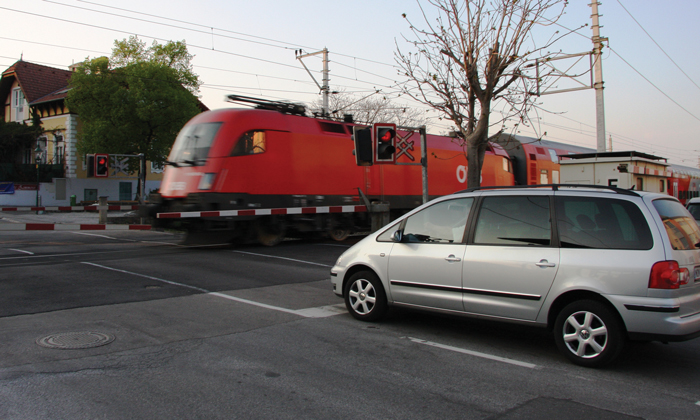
[81,262,341,318]
[71,232,136,241]
[80,262,209,292]
[8,248,34,255]
[233,250,333,267]
[0,250,131,260]
[408,337,537,369]
[140,241,184,246]
[208,293,342,318]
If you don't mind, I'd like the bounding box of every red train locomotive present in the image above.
[146,96,513,244]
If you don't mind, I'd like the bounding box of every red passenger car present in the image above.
[668,165,700,204]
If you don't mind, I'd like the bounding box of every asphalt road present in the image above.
[1,226,699,419]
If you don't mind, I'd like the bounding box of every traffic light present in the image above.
[95,153,109,177]
[373,123,396,164]
[86,154,95,177]
[352,126,373,166]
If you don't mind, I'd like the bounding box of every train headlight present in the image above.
[198,173,216,190]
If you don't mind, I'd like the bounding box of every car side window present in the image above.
[555,196,653,250]
[687,203,700,222]
[402,198,474,243]
[473,196,551,246]
[376,220,402,242]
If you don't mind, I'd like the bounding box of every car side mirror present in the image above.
[392,230,403,243]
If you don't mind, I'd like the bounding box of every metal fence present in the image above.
[0,163,65,183]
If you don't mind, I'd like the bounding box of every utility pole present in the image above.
[296,48,330,117]
[591,1,608,152]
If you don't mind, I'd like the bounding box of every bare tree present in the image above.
[309,91,428,128]
[397,0,568,187]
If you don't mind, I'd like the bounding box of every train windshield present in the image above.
[168,122,222,166]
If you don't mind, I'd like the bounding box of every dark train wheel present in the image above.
[328,228,350,242]
[256,217,286,246]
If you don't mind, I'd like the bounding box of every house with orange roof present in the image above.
[1,59,174,206]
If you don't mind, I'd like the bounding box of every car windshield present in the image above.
[653,199,700,250]
[168,122,222,166]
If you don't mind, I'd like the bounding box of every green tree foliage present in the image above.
[0,113,43,163]
[67,36,202,166]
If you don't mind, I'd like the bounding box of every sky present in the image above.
[2,0,699,167]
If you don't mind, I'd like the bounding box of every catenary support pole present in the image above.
[591,1,608,152]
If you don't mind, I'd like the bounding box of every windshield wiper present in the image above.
[164,161,180,167]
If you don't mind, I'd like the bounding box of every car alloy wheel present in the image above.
[344,270,387,322]
[562,310,608,358]
[554,300,625,367]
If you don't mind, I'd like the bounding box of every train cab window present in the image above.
[169,122,222,166]
[231,130,266,156]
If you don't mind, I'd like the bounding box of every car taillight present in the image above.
[649,261,690,289]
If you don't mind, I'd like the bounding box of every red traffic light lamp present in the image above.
[95,153,109,177]
[373,123,396,164]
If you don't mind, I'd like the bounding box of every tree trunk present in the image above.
[466,134,488,188]
[465,103,490,188]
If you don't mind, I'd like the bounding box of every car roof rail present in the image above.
[455,184,640,197]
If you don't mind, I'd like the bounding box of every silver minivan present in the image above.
[330,185,700,367]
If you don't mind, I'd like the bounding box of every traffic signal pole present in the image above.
[395,125,429,204]
[420,126,428,204]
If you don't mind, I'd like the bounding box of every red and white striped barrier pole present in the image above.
[156,205,368,219]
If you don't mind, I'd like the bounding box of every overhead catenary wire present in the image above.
[615,0,700,92]
[0,5,403,103]
[3,1,698,165]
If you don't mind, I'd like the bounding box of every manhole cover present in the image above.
[36,331,115,349]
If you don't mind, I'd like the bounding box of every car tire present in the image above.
[344,270,387,322]
[553,300,626,368]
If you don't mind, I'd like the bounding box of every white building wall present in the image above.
[0,179,161,206]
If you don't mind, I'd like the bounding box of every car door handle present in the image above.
[535,259,556,268]
[445,254,462,262]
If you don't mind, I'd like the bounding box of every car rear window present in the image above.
[555,196,653,250]
[653,199,700,250]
